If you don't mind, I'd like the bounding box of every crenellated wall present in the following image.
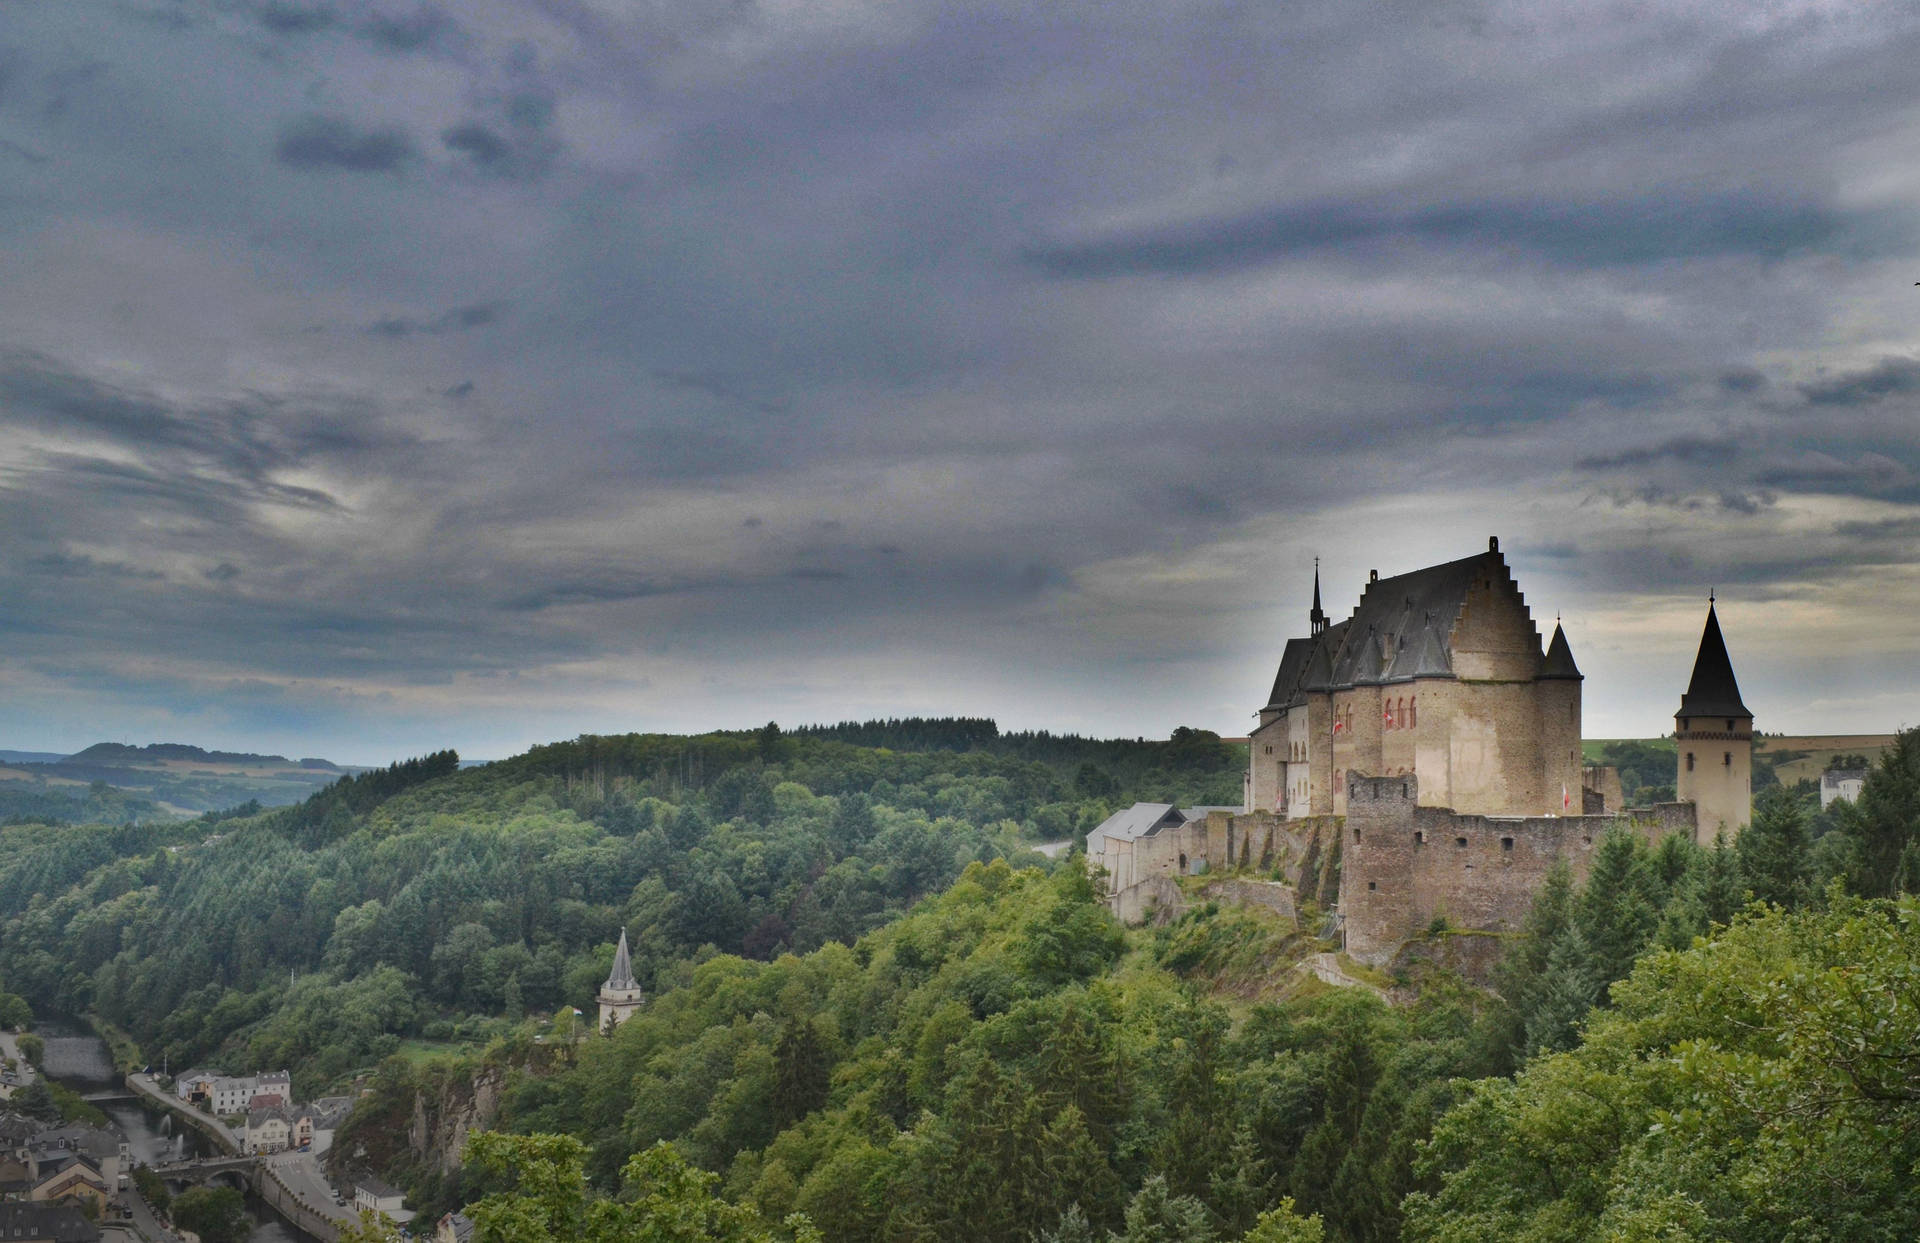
[1341,773,1697,964]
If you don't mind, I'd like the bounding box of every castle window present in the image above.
[1726,719,1734,731]
[1686,752,1695,772]
[1680,718,1688,731]
[1455,836,1468,848]
[1367,881,1377,890]
[1408,697,1416,728]
[1353,827,1362,842]
[1414,830,1425,844]
[1724,752,1732,767]
[1501,836,1513,851]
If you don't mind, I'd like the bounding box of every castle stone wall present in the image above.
[1342,774,1697,965]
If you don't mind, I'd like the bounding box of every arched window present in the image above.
[1409,697,1416,728]
[1397,697,1406,728]
[1686,752,1695,772]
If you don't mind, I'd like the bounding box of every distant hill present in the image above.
[65,742,345,770]
[0,741,366,819]
[0,750,66,766]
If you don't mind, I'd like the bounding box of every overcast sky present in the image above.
[3,0,1918,764]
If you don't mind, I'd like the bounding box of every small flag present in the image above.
[572,1008,584,1016]
[1562,783,1570,811]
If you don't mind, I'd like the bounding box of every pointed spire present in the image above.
[1540,621,1582,680]
[1676,600,1750,719]
[604,927,638,992]
[1310,557,1327,635]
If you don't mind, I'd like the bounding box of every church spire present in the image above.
[1677,598,1750,719]
[1310,557,1327,635]
[605,927,637,992]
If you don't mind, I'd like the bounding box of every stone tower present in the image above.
[597,928,644,1033]
[1675,597,1752,841]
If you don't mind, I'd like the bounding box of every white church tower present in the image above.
[597,928,644,1033]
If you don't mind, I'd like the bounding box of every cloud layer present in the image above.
[2,0,1919,761]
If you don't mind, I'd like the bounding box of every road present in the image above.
[266,1149,358,1229]
[0,1031,35,1084]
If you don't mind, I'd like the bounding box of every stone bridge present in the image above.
[150,1154,259,1192]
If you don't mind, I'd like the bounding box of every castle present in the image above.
[1089,538,1757,965]
[1246,537,1584,820]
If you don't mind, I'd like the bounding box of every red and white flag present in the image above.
[1562,783,1570,811]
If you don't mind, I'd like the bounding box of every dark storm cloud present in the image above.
[1024,194,1894,280]
[274,113,417,173]
[4,0,1920,754]
[1799,357,1920,406]
[0,353,412,484]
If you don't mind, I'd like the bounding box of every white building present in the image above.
[1821,768,1868,809]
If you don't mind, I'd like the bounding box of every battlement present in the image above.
[1341,774,1697,964]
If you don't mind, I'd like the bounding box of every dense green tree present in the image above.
[171,1186,252,1243]
[1406,895,1920,1242]
[1825,727,1920,897]
[1736,785,1812,908]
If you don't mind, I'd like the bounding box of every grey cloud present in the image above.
[653,370,789,417]
[205,562,242,582]
[1577,435,1738,471]
[1799,357,1920,406]
[257,4,335,35]
[275,114,417,174]
[1024,194,1896,280]
[27,553,164,581]
[789,567,846,581]
[441,109,558,181]
[359,5,454,53]
[1719,368,1767,394]
[1757,450,1913,491]
[503,576,696,611]
[367,302,504,338]
[443,380,474,399]
[0,353,420,522]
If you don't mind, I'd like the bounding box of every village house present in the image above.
[353,1172,414,1225]
[0,1200,98,1242]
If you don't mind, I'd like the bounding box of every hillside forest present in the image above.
[0,721,1917,1241]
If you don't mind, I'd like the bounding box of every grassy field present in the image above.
[1585,734,1895,789]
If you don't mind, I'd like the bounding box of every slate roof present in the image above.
[1084,804,1231,854]
[1328,551,1501,688]
[604,928,639,992]
[1263,637,1318,710]
[1676,603,1750,719]
[0,1201,98,1242]
[1260,545,1587,709]
[1540,623,1581,680]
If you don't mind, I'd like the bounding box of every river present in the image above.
[35,1022,312,1242]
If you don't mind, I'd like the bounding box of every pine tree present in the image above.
[1112,1175,1215,1243]
[1208,1124,1276,1237]
[1043,1204,1099,1243]
[1524,926,1601,1056]
[1574,830,1656,991]
[1737,787,1812,909]
[772,1017,831,1127]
